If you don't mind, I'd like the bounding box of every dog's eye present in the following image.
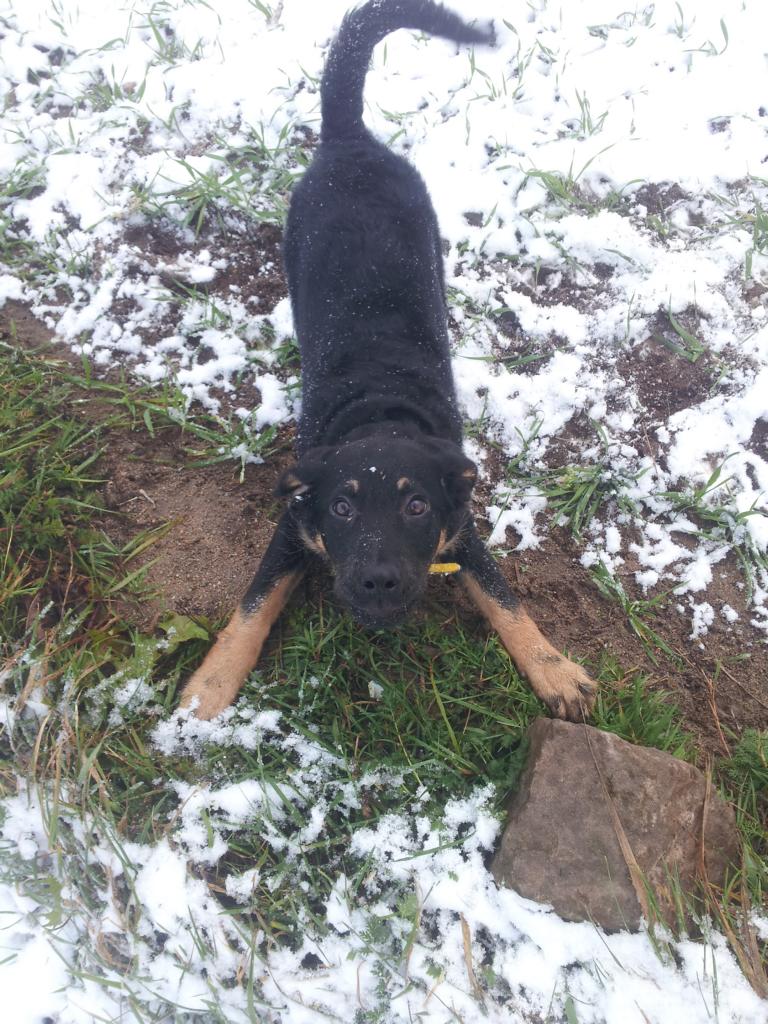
[331,497,354,518]
[405,497,428,517]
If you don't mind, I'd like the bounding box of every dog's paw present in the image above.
[526,653,597,722]
[179,672,238,720]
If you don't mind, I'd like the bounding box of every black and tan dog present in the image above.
[180,0,596,721]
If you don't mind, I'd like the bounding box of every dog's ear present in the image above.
[423,437,477,506]
[275,447,333,500]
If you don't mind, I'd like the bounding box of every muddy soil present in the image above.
[98,428,297,625]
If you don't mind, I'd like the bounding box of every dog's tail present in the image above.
[320,0,493,142]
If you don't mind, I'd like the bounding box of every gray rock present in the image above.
[491,718,740,932]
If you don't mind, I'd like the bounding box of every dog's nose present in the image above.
[361,564,401,594]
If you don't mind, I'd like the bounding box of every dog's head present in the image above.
[276,435,476,628]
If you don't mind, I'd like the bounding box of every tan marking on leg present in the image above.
[179,572,301,719]
[435,528,462,558]
[462,575,596,721]
[397,476,411,491]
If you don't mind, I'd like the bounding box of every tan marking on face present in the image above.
[345,479,360,494]
[179,571,301,720]
[461,467,477,480]
[281,472,308,495]
[299,526,327,557]
[397,476,411,491]
[461,575,596,721]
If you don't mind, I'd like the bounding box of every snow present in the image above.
[0,273,24,304]
[2,708,767,1024]
[1,0,768,1018]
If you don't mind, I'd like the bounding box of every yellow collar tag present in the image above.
[428,562,461,575]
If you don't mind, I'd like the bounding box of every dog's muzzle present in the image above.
[335,562,418,629]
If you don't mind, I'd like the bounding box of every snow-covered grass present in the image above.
[0,610,765,1023]
[1,0,768,1019]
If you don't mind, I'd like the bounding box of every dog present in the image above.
[180,0,596,722]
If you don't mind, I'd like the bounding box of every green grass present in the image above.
[3,580,765,992]
[589,561,682,666]
[570,88,609,139]
[0,346,143,638]
[720,729,768,906]
[703,175,768,280]
[130,122,312,233]
[744,187,768,280]
[84,67,148,112]
[592,659,693,758]
[0,158,48,276]
[522,152,638,215]
[658,458,768,601]
[0,342,280,640]
[499,422,646,539]
[652,304,707,363]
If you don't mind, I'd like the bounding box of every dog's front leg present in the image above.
[455,524,596,721]
[179,513,306,719]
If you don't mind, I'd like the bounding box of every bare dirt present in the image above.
[616,328,717,420]
[506,537,768,756]
[98,427,297,626]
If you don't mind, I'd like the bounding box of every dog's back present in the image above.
[284,1,493,454]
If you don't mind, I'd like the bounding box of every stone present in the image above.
[491,718,741,932]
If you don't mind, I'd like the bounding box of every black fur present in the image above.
[275,0,494,626]
[284,0,493,455]
[319,0,492,144]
